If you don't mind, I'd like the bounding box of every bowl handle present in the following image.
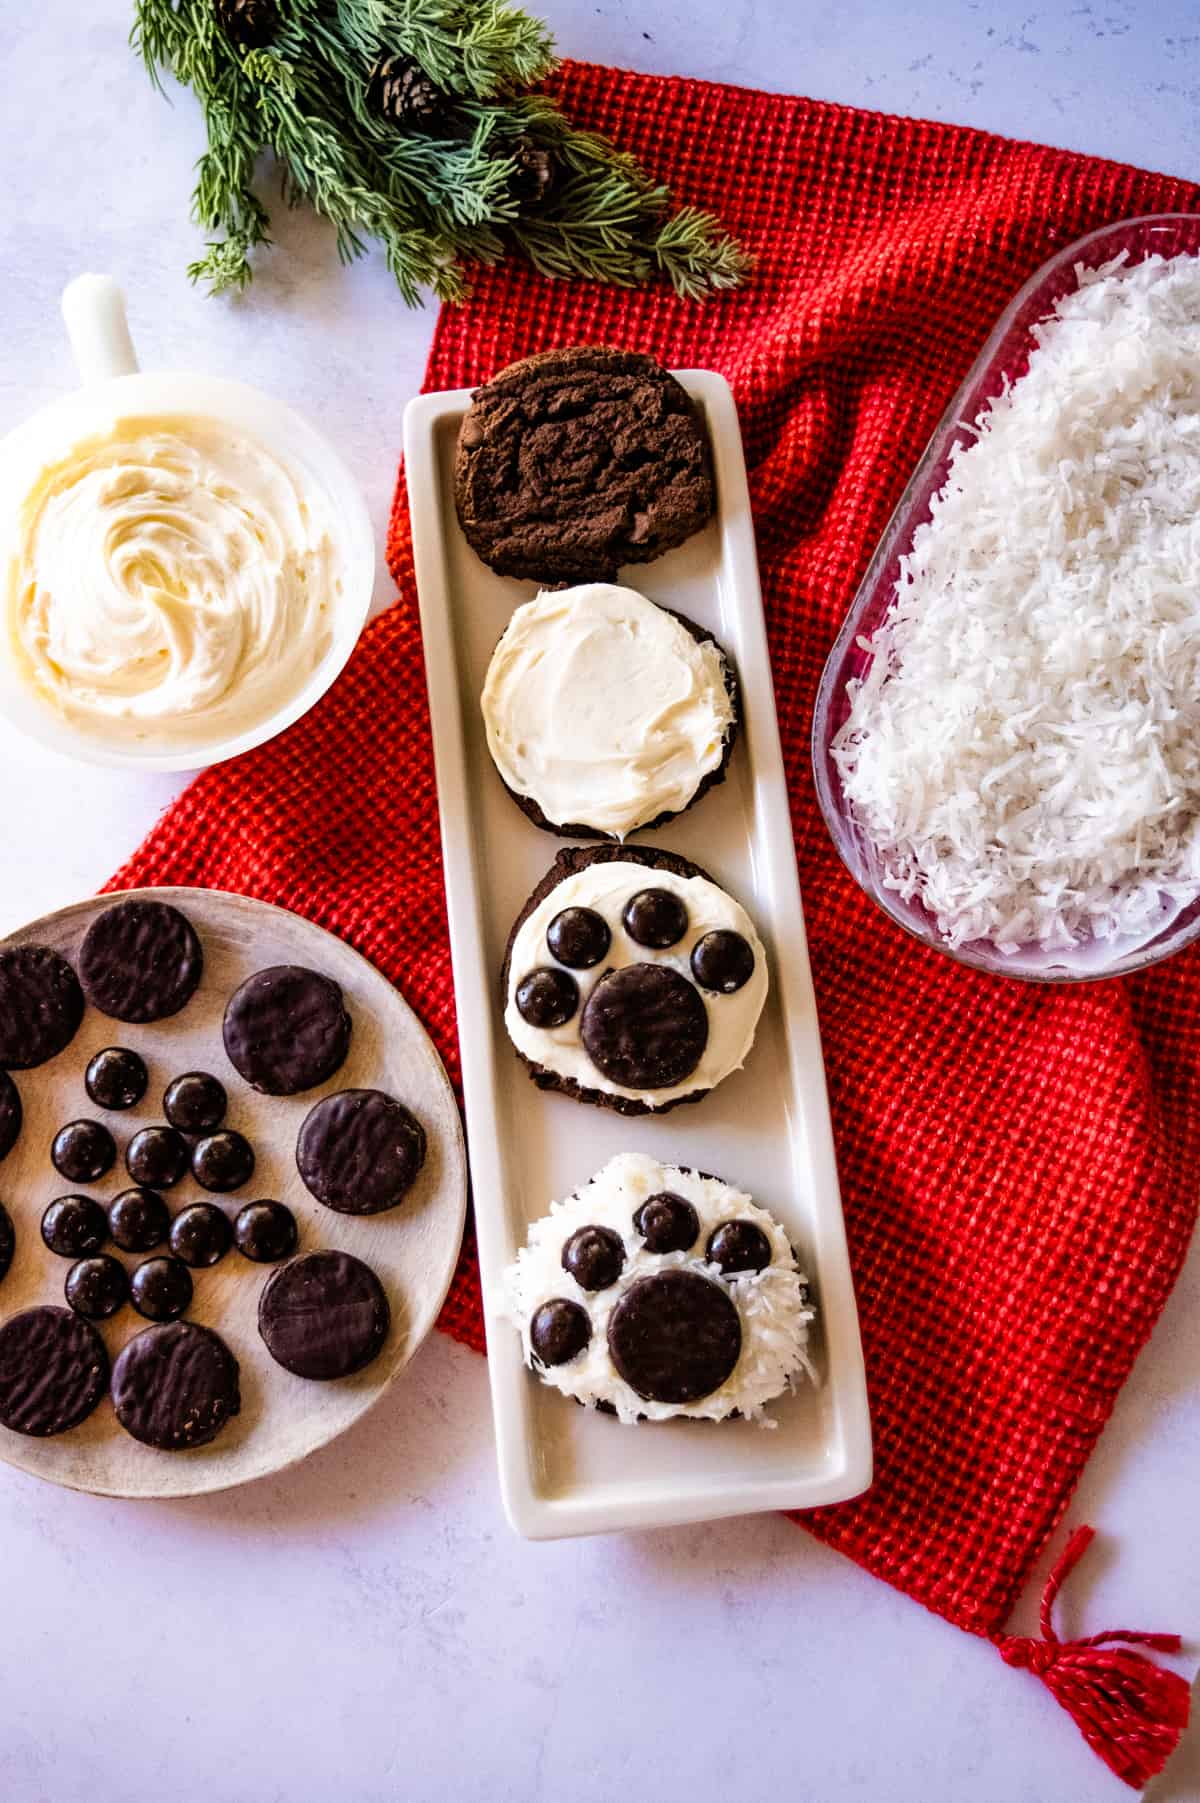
[61,275,140,385]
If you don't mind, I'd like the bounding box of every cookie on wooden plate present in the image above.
[481,582,740,839]
[454,346,716,584]
[501,844,768,1116]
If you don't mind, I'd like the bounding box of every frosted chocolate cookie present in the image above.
[296,1088,425,1214]
[258,1250,390,1379]
[0,1072,21,1162]
[454,346,715,584]
[223,964,352,1096]
[503,1154,814,1423]
[481,584,739,839]
[79,899,203,1023]
[0,944,84,1069]
[0,1306,109,1436]
[112,1321,241,1450]
[502,844,767,1115]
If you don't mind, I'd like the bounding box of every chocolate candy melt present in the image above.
[65,1255,130,1321]
[0,1307,108,1435]
[169,1203,233,1269]
[634,1191,700,1253]
[130,1256,193,1322]
[515,966,578,1029]
[296,1088,425,1215]
[622,888,689,949]
[690,929,755,994]
[0,945,84,1070]
[51,1118,116,1185]
[164,1071,227,1133]
[79,899,203,1024]
[546,907,611,969]
[706,1220,772,1275]
[561,1225,624,1291]
[191,1130,255,1193]
[607,1270,742,1404]
[108,1187,170,1253]
[0,1072,21,1163]
[580,963,708,1090]
[126,1125,190,1189]
[112,1321,241,1450]
[223,964,351,1096]
[0,1202,14,1284]
[258,1250,390,1380]
[86,1046,148,1110]
[530,1298,591,1367]
[234,1200,297,1264]
[42,1195,109,1259]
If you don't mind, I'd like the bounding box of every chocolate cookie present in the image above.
[223,965,352,1096]
[607,1271,742,1405]
[580,966,708,1090]
[79,899,203,1023]
[0,1306,109,1435]
[0,1202,14,1285]
[258,1250,390,1380]
[454,347,715,583]
[296,1088,425,1215]
[0,945,84,1069]
[0,1072,21,1163]
[112,1321,241,1450]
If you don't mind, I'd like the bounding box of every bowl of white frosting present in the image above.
[0,275,374,770]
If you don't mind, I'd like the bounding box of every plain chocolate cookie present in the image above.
[296,1088,426,1215]
[112,1321,241,1450]
[223,964,352,1096]
[79,899,203,1024]
[0,945,85,1070]
[454,346,716,584]
[0,1072,21,1162]
[258,1250,390,1380]
[0,1306,109,1435]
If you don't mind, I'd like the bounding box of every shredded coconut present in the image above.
[832,251,1200,955]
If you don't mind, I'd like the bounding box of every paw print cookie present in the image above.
[502,1153,814,1424]
[502,844,768,1114]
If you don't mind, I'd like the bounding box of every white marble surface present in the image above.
[2,3,1199,1799]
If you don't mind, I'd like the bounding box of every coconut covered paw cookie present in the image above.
[502,844,768,1115]
[502,1154,814,1424]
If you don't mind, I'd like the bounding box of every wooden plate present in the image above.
[0,887,467,1499]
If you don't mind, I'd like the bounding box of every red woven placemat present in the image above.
[112,64,1200,1786]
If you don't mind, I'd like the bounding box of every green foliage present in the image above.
[131,0,750,304]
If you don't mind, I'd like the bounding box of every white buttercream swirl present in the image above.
[6,415,339,748]
[480,583,735,838]
[501,1153,815,1424]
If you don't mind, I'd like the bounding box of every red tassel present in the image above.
[992,1526,1191,1790]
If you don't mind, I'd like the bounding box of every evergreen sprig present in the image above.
[131,0,751,304]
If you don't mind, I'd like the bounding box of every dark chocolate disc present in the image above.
[51,1118,116,1185]
[634,1191,700,1254]
[546,907,611,969]
[561,1225,624,1291]
[126,1125,190,1189]
[258,1250,390,1380]
[65,1255,130,1321]
[530,1298,591,1367]
[42,1194,108,1259]
[0,1072,21,1163]
[690,930,755,994]
[85,1046,148,1110]
[579,963,708,1090]
[234,1200,298,1264]
[108,1187,170,1253]
[112,1321,240,1450]
[622,888,689,949]
[223,965,352,1096]
[79,900,203,1023]
[607,1271,741,1404]
[169,1203,233,1269]
[0,945,84,1070]
[191,1130,255,1193]
[296,1088,425,1215]
[129,1256,193,1322]
[515,966,578,1028]
[164,1071,227,1133]
[0,1202,14,1284]
[0,1306,108,1435]
[706,1220,772,1275]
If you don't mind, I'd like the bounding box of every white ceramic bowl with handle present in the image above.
[0,275,375,771]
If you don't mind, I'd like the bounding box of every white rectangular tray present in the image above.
[404,371,872,1539]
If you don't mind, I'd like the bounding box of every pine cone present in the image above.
[369,55,454,132]
[214,0,279,50]
[509,138,556,210]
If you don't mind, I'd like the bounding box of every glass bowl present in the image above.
[811,212,1200,984]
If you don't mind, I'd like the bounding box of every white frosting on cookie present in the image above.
[501,1153,815,1424]
[504,859,768,1106]
[480,584,735,838]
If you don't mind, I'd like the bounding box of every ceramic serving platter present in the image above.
[0,887,467,1499]
[404,371,872,1539]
